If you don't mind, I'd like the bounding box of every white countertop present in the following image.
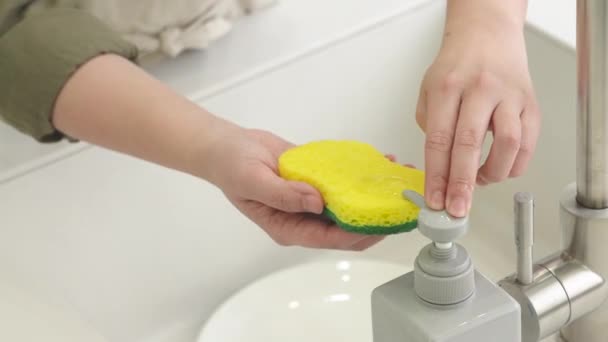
[141,0,432,100]
[0,270,107,342]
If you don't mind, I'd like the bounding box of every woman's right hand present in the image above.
[414,0,541,218]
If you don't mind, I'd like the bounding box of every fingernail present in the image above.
[430,190,444,209]
[476,175,488,186]
[448,196,467,217]
[305,195,323,214]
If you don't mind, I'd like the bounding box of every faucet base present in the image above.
[498,251,605,342]
[560,183,608,342]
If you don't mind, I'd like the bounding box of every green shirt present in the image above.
[0,1,138,142]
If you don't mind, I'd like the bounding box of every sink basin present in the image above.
[197,258,409,342]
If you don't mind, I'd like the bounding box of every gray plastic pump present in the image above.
[403,190,474,305]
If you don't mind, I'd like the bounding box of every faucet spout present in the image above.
[576,0,608,209]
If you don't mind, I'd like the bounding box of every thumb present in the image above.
[245,171,324,214]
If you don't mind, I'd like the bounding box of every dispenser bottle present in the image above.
[371,191,521,342]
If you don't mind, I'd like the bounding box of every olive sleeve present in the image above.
[0,8,138,142]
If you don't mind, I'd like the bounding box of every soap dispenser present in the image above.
[371,191,521,342]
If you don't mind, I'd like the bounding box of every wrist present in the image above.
[189,112,244,184]
[444,0,526,41]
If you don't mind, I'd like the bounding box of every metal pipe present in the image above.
[577,0,608,209]
[514,192,534,285]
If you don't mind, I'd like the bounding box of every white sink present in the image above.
[198,258,409,342]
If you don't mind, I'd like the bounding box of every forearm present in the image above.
[445,0,527,35]
[52,54,237,179]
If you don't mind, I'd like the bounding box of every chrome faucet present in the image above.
[497,1,608,341]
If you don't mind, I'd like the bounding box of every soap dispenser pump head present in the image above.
[403,190,475,306]
[403,190,469,244]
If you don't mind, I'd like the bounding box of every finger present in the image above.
[477,101,522,185]
[510,101,541,177]
[258,209,377,250]
[423,74,463,210]
[244,171,324,214]
[350,236,386,251]
[447,82,498,217]
[237,198,388,251]
[415,87,428,131]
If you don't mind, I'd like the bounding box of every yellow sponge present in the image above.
[278,140,425,235]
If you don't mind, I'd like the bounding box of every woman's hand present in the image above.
[203,127,386,250]
[415,0,541,217]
